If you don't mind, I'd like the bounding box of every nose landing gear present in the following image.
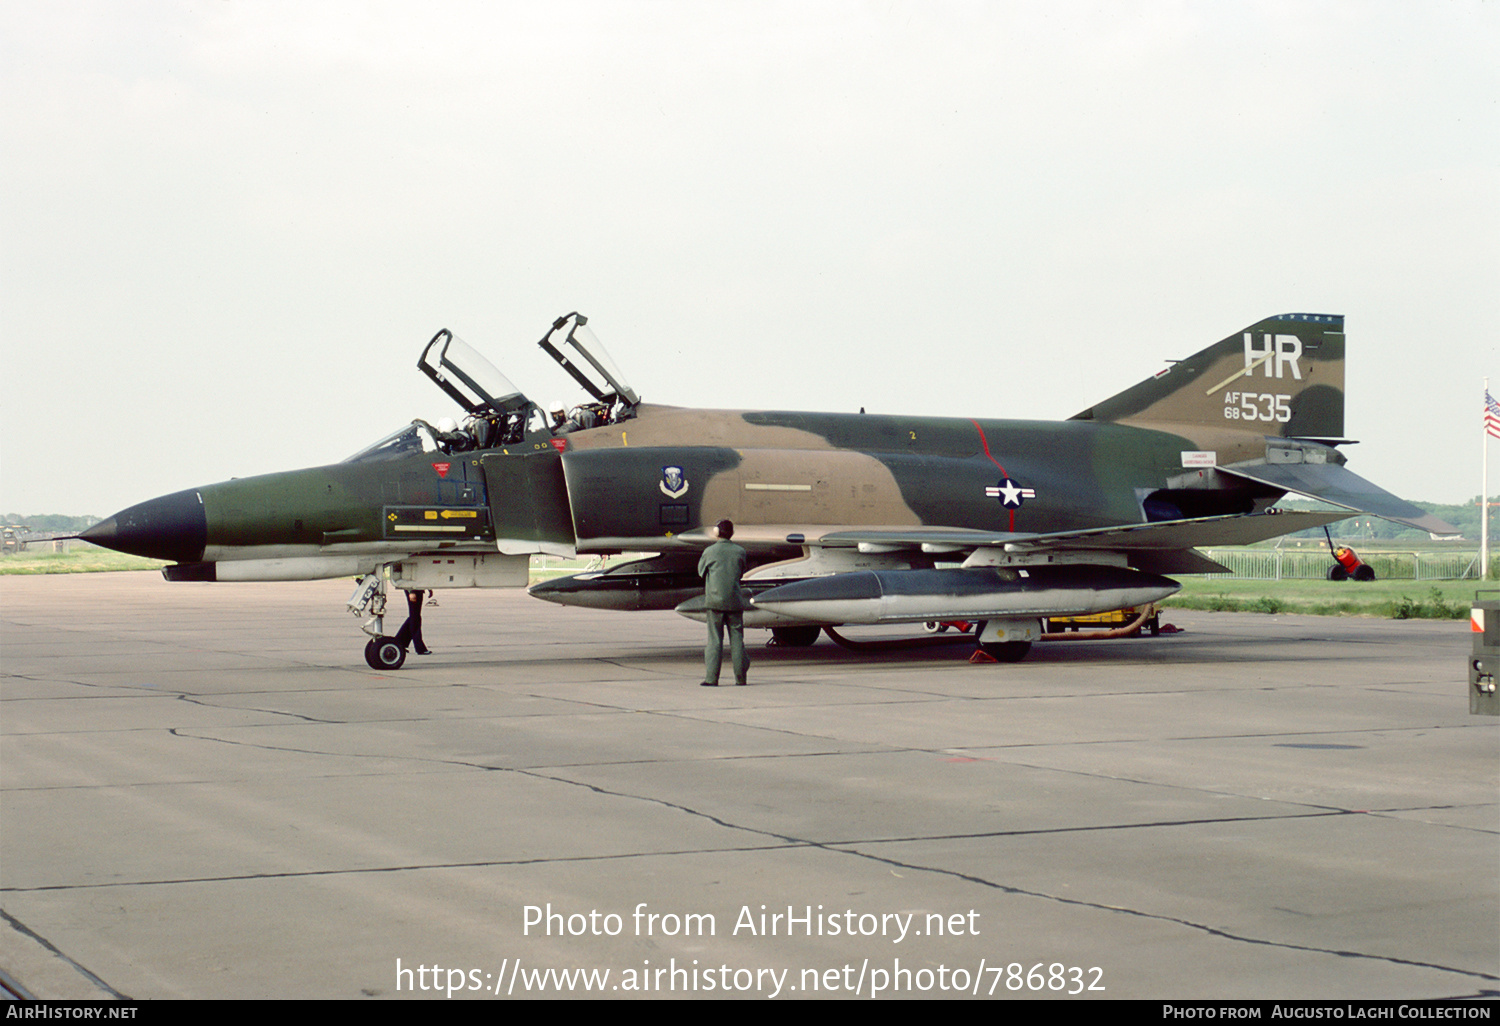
[349,569,407,670]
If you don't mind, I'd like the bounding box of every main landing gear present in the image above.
[769,624,822,647]
[977,640,1033,662]
[971,618,1042,663]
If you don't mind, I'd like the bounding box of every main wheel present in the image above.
[1352,564,1376,582]
[1326,564,1349,581]
[770,625,822,647]
[365,637,406,670]
[979,640,1032,662]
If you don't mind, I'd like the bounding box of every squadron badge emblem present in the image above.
[660,465,689,499]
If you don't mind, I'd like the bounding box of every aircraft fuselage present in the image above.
[84,406,1272,575]
[79,312,1456,666]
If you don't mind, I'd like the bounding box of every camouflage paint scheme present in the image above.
[82,312,1455,663]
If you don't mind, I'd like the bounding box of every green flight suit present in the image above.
[698,539,749,685]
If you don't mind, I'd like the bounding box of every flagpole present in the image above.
[1485,378,1491,581]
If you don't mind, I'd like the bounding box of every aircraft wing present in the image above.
[1216,462,1458,536]
[672,522,1028,552]
[818,510,1353,553]
[677,510,1352,576]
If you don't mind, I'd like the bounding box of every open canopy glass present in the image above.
[418,329,529,415]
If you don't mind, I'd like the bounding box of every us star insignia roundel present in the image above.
[985,478,1035,509]
[659,465,689,499]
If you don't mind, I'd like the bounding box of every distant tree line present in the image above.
[1275,497,1495,542]
[2,513,99,532]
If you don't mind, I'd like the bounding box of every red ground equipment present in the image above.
[1324,527,1376,581]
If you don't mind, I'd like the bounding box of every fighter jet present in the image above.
[83,312,1455,668]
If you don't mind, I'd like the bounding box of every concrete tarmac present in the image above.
[1,571,1495,1000]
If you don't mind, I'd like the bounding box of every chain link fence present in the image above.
[1198,549,1480,580]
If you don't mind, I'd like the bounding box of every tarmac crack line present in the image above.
[822,843,1500,988]
[7,765,1495,989]
[162,727,506,768]
[26,710,1487,986]
[159,726,878,773]
[0,907,130,999]
[171,693,340,724]
[977,753,1500,835]
[504,768,1500,988]
[1,673,171,695]
[635,700,1496,756]
[159,724,1500,841]
[578,711,1500,838]
[0,843,812,893]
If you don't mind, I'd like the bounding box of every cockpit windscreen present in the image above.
[343,422,439,463]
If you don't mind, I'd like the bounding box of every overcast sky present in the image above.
[2,0,1496,518]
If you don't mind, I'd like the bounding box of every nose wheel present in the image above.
[364,636,406,670]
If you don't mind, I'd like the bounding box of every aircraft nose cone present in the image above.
[82,489,207,563]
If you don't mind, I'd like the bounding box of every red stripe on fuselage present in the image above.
[969,420,1016,532]
[969,420,1008,478]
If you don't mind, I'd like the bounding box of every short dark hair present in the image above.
[716,519,734,539]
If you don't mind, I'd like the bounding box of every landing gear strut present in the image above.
[349,569,407,670]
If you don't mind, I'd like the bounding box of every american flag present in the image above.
[1488,389,1500,439]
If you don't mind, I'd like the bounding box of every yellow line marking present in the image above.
[1206,350,1273,395]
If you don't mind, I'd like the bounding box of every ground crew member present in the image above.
[394,589,431,656]
[698,519,749,686]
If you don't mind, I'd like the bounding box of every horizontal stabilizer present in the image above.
[1018,510,1354,552]
[1218,463,1458,535]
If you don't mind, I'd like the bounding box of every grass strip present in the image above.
[0,545,166,575]
[1163,577,1477,619]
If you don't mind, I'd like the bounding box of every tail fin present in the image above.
[1072,313,1345,440]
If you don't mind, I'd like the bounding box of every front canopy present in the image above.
[418,329,530,416]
